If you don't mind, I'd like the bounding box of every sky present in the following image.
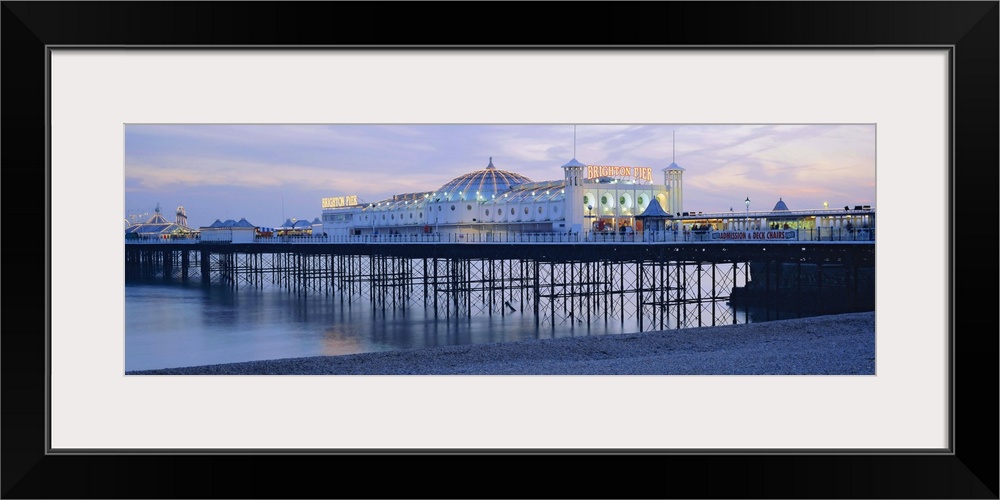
[124,124,876,229]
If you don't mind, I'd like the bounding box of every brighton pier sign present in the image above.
[322,195,359,208]
[586,165,654,183]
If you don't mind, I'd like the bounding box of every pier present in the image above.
[125,237,876,331]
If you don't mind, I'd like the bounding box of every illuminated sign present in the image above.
[322,195,359,208]
[711,230,798,241]
[586,165,653,183]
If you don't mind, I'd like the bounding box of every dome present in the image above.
[771,198,790,212]
[433,157,532,202]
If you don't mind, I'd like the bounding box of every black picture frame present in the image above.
[3,2,997,498]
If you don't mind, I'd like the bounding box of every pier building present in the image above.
[276,218,323,237]
[199,217,259,243]
[317,155,874,242]
[320,157,685,238]
[126,157,875,245]
[124,204,196,240]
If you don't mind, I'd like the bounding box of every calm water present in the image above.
[125,281,764,372]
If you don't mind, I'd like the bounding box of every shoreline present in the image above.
[127,311,876,375]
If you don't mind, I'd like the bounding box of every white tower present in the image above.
[562,157,586,233]
[663,162,685,216]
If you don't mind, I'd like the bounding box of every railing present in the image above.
[125,236,201,244]
[125,227,875,245]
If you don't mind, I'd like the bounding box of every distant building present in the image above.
[124,204,196,240]
[276,218,318,237]
[199,218,257,243]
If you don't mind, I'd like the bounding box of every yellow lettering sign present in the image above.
[587,165,653,183]
[322,195,359,209]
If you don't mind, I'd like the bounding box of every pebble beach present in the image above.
[127,311,876,375]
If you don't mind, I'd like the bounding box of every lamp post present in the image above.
[745,196,750,230]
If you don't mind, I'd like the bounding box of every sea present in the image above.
[123,276,816,372]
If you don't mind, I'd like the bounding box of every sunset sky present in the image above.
[124,124,876,229]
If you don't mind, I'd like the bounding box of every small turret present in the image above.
[175,206,189,227]
[662,132,685,216]
[562,157,587,233]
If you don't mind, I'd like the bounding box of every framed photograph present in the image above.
[5,2,996,498]
[119,122,879,376]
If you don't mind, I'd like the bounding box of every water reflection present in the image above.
[127,282,647,371]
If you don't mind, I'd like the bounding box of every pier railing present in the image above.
[125,227,875,245]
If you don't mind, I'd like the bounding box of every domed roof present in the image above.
[771,198,790,212]
[433,157,532,202]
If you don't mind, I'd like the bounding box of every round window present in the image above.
[467,205,472,211]
[620,196,626,205]
[409,213,413,219]
[419,212,423,218]
[524,207,529,215]
[485,209,490,216]
[538,206,543,214]
[382,214,386,220]
[601,195,608,205]
[438,206,442,211]
[451,205,456,211]
[511,208,515,215]
[391,214,395,220]
[553,206,558,213]
[638,196,645,205]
